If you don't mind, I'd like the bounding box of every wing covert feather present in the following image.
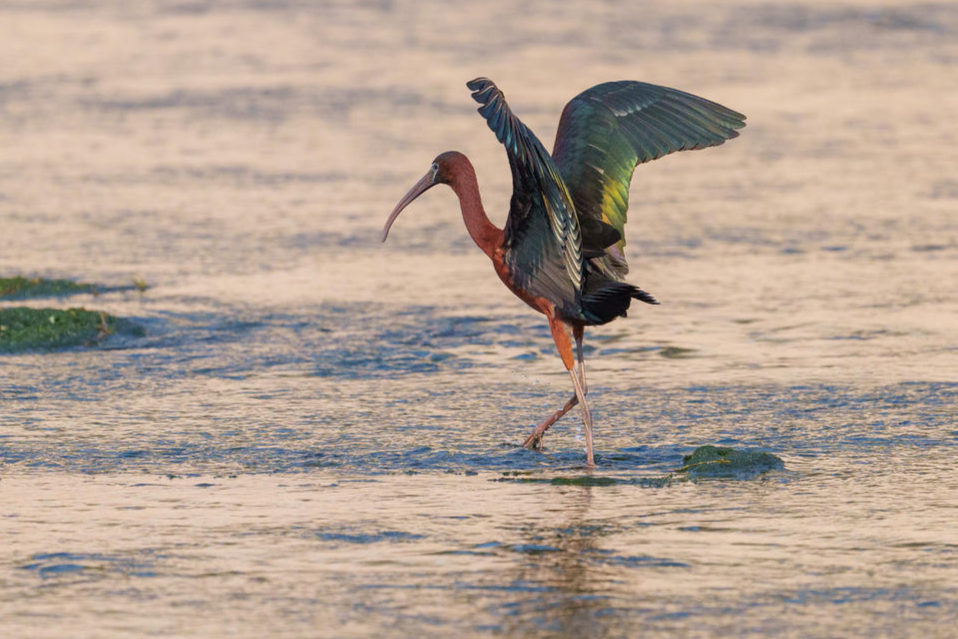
[552,81,746,274]
[467,78,584,311]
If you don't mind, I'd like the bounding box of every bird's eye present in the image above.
[431,163,439,177]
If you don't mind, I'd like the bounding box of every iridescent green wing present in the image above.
[468,78,584,311]
[552,81,746,274]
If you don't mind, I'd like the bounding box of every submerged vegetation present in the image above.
[0,277,145,352]
[0,276,97,300]
[677,445,785,478]
[0,308,144,352]
[496,445,785,486]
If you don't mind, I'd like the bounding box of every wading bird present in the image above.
[382,78,745,466]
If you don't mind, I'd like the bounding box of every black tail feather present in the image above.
[580,280,658,325]
[632,289,658,305]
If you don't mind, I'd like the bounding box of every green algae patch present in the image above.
[659,346,697,359]
[0,307,142,352]
[550,476,618,486]
[490,446,785,487]
[495,474,674,488]
[677,445,784,478]
[494,473,613,486]
[0,276,97,300]
[495,475,617,487]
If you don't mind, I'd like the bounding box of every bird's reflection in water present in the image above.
[492,486,626,638]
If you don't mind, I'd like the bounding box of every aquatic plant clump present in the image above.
[0,276,97,300]
[679,445,785,478]
[0,307,140,352]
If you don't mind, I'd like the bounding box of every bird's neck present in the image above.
[449,162,503,260]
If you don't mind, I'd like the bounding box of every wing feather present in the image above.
[552,81,746,275]
[467,78,585,314]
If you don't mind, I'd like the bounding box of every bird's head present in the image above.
[381,151,466,242]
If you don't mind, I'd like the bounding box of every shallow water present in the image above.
[1,0,957,637]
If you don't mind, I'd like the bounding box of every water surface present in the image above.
[1,1,957,637]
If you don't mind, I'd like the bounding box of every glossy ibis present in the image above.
[382,78,745,466]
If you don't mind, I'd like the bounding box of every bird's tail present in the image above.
[631,288,658,305]
[580,280,658,325]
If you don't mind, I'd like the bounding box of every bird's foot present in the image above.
[522,431,544,451]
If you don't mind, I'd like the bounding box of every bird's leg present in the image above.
[522,394,577,451]
[567,361,594,467]
[520,322,594,462]
[521,325,588,451]
[574,324,587,395]
[551,317,595,467]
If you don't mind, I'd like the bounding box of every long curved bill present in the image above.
[381,170,437,242]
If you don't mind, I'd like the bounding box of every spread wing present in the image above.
[552,81,746,275]
[467,78,584,315]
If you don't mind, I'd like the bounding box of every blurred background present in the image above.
[1,1,956,638]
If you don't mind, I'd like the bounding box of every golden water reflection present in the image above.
[4,470,956,638]
[1,0,957,636]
